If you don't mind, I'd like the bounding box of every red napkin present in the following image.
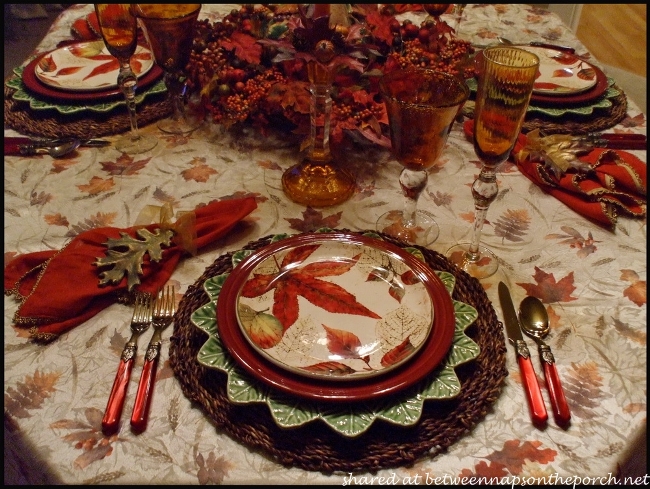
[463,119,647,227]
[5,198,257,343]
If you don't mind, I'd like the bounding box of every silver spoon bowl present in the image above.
[37,139,81,158]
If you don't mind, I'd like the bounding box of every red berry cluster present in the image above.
[184,5,475,143]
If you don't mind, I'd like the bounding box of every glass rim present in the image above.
[482,46,540,69]
[132,4,201,20]
[380,68,470,108]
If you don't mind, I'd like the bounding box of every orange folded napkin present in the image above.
[5,198,257,343]
[463,120,646,228]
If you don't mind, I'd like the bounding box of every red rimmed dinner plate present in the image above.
[216,232,456,402]
[22,45,163,103]
[530,59,609,106]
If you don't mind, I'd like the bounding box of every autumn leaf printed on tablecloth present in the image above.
[50,407,118,469]
[459,439,556,479]
[545,226,600,258]
[240,244,381,330]
[182,156,218,182]
[100,153,151,176]
[284,207,343,232]
[77,176,115,195]
[5,369,62,420]
[612,317,646,345]
[563,361,607,419]
[620,269,646,306]
[493,208,531,243]
[517,267,578,303]
[66,211,118,237]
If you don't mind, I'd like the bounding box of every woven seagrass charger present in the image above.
[169,230,509,473]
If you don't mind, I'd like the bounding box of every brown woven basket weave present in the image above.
[4,84,172,139]
[169,230,508,473]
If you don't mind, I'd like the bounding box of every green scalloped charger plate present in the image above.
[6,64,166,116]
[190,232,480,438]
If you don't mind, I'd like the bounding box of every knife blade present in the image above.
[4,137,110,153]
[498,282,548,425]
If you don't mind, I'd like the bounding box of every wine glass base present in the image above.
[445,243,499,279]
[157,115,203,135]
[114,133,158,155]
[376,210,440,246]
[282,160,355,207]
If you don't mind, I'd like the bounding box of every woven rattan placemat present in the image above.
[169,230,508,473]
[522,89,628,135]
[4,84,172,139]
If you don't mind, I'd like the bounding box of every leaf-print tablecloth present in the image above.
[4,4,646,485]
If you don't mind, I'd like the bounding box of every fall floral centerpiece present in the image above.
[185,4,474,149]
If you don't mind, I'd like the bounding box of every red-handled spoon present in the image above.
[519,296,571,427]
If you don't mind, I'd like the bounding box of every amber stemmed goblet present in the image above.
[94,4,157,154]
[446,46,539,278]
[377,68,469,246]
[132,4,202,135]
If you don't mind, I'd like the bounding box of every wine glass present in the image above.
[446,46,539,278]
[377,68,469,246]
[94,4,157,154]
[131,4,202,135]
[452,4,467,35]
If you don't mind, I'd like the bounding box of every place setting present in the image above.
[171,228,507,472]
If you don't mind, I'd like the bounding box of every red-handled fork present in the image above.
[130,285,176,432]
[102,294,153,435]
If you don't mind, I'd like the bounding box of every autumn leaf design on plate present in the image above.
[237,303,284,349]
[366,258,420,303]
[380,336,415,367]
[322,324,373,370]
[83,56,120,81]
[239,243,381,331]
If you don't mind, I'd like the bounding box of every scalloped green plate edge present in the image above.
[465,76,619,117]
[6,65,166,115]
[191,231,480,438]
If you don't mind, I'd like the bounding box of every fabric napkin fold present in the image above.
[4,198,257,343]
[462,120,646,228]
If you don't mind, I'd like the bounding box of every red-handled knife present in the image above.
[498,282,548,426]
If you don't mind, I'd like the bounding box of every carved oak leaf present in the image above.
[94,227,174,291]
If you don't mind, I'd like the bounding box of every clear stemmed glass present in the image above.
[446,46,539,278]
[131,4,202,135]
[94,4,158,154]
[377,68,469,246]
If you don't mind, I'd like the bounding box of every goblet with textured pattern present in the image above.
[446,46,539,278]
[377,68,469,246]
[132,4,202,135]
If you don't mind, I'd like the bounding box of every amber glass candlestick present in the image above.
[281,59,355,207]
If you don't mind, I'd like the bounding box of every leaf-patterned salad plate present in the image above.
[34,41,154,92]
[220,233,440,382]
[522,46,598,95]
[191,231,481,437]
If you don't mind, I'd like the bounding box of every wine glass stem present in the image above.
[308,77,332,162]
[117,60,141,140]
[165,71,187,123]
[400,168,428,227]
[467,164,498,259]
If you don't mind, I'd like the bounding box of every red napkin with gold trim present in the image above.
[463,119,646,227]
[4,198,257,343]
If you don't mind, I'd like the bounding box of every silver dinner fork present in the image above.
[102,293,153,435]
[130,285,176,432]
